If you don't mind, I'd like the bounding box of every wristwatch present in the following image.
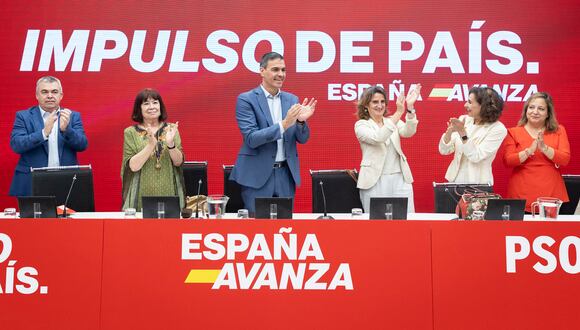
[406,108,416,114]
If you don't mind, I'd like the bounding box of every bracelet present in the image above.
[406,108,416,114]
[167,144,176,150]
[297,120,305,125]
[524,149,532,157]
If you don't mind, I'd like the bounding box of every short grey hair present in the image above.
[36,76,63,94]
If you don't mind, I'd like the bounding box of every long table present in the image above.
[1,216,579,330]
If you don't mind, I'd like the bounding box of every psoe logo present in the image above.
[506,235,580,274]
[181,227,353,290]
[0,233,48,295]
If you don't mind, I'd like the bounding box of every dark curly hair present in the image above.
[469,87,503,124]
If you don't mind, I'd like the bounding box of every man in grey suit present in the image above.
[230,52,316,213]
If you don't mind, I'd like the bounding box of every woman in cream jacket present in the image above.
[355,84,421,213]
[438,87,507,184]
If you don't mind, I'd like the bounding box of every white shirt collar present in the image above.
[260,84,281,98]
[39,106,60,117]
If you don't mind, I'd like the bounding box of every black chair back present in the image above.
[223,165,244,212]
[561,175,580,214]
[183,161,208,196]
[310,169,362,213]
[31,165,95,212]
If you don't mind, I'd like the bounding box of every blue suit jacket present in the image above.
[230,86,310,189]
[9,106,88,196]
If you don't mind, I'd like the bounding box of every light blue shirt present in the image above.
[260,85,286,162]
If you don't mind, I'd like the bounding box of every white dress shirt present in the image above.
[40,107,60,167]
[260,85,286,162]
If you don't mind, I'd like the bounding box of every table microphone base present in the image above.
[317,215,334,219]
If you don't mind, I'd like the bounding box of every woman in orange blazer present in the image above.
[503,92,570,212]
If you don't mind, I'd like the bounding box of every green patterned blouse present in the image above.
[121,123,185,211]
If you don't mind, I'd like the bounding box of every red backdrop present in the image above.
[1,0,579,212]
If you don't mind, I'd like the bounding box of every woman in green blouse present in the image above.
[121,88,185,211]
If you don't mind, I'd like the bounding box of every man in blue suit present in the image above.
[9,76,88,196]
[230,52,316,213]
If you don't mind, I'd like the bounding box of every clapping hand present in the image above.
[59,109,72,132]
[43,110,58,136]
[395,93,405,114]
[536,131,546,152]
[406,84,422,109]
[282,104,302,129]
[297,97,317,122]
[165,122,179,148]
[448,117,466,133]
[145,124,158,147]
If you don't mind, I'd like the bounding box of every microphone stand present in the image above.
[194,179,203,219]
[317,181,334,219]
[61,174,77,218]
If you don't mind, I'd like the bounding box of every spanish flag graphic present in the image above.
[428,84,454,101]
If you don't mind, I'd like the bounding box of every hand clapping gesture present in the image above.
[536,130,546,152]
[448,117,466,133]
[145,124,158,147]
[406,84,422,109]
[59,109,72,132]
[297,97,317,122]
[43,110,58,136]
[165,122,179,148]
[395,93,406,114]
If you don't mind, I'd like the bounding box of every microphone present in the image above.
[195,179,202,219]
[61,174,77,218]
[317,180,334,220]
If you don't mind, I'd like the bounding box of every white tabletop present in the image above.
[2,212,579,221]
[59,212,580,221]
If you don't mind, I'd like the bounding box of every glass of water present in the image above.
[384,203,393,220]
[270,204,277,219]
[237,209,249,219]
[471,210,485,220]
[124,208,137,219]
[3,208,17,218]
[157,202,165,219]
[33,202,42,218]
[502,205,511,220]
[351,208,363,219]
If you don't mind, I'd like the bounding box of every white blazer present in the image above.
[355,115,418,189]
[438,115,507,184]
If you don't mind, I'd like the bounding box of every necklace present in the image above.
[139,123,165,170]
[154,140,163,169]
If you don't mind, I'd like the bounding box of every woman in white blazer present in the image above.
[355,84,421,213]
[438,87,507,184]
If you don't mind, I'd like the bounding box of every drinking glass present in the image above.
[157,202,165,219]
[501,205,511,220]
[471,210,485,220]
[270,204,277,219]
[33,203,42,219]
[237,209,249,219]
[384,203,393,220]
